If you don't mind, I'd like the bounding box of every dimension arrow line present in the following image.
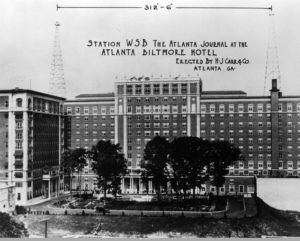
[56,4,142,10]
[176,6,272,11]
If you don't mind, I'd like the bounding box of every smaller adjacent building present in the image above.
[0,88,65,206]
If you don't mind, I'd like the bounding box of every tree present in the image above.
[91,140,127,204]
[169,137,211,200]
[186,137,211,199]
[169,137,192,199]
[0,212,28,237]
[141,136,170,201]
[62,148,87,198]
[207,140,241,196]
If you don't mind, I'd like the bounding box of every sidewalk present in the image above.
[24,192,70,207]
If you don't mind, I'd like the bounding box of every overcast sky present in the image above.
[1,0,300,99]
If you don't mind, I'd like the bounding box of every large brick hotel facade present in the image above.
[64,77,300,194]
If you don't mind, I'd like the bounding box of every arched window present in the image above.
[16,98,22,107]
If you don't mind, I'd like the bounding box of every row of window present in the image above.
[201,129,272,135]
[128,130,187,137]
[127,114,187,121]
[76,123,114,129]
[75,131,115,138]
[201,103,300,113]
[76,116,115,121]
[126,96,189,103]
[68,102,300,116]
[127,122,186,128]
[201,121,273,127]
[117,82,198,95]
[67,106,115,115]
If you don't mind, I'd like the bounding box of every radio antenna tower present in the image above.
[264,13,281,95]
[49,21,66,98]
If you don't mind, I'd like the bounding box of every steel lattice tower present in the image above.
[49,21,66,98]
[264,13,281,95]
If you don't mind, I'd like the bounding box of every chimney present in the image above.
[271,79,279,92]
[272,79,277,90]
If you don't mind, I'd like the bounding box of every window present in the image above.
[67,107,72,114]
[16,132,22,140]
[16,141,22,150]
[144,84,151,94]
[75,107,80,114]
[153,84,160,94]
[136,106,142,113]
[288,161,293,169]
[287,103,293,112]
[84,107,89,115]
[267,161,272,169]
[101,107,106,114]
[248,104,253,112]
[219,104,225,112]
[210,104,215,113]
[239,185,244,193]
[126,85,133,95]
[181,83,187,94]
[238,104,244,112]
[163,115,169,121]
[144,105,151,113]
[16,122,22,130]
[163,123,169,128]
[163,84,169,94]
[172,84,178,94]
[257,104,263,112]
[172,105,178,113]
[229,104,234,112]
[201,104,206,113]
[248,161,254,169]
[16,98,22,107]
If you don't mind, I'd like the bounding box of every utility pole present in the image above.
[45,220,48,238]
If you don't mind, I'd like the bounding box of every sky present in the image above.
[1,0,300,99]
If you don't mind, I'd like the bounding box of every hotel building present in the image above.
[64,77,300,194]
